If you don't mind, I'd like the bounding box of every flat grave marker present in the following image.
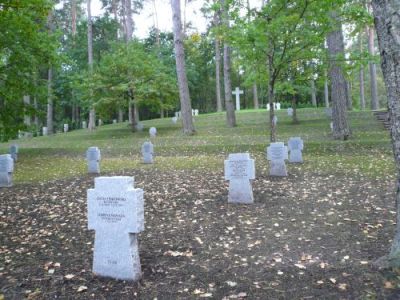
[288,137,304,163]
[266,142,288,176]
[141,142,154,164]
[87,147,101,174]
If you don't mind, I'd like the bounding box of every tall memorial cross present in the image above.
[232,87,244,111]
[86,147,101,174]
[224,153,255,204]
[266,142,288,176]
[0,154,14,187]
[88,176,144,281]
[288,137,304,163]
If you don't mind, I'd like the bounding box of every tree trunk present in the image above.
[33,96,39,127]
[292,93,299,124]
[324,77,329,108]
[128,103,132,124]
[87,0,96,131]
[215,37,223,112]
[71,0,77,36]
[326,13,351,140]
[47,68,54,134]
[125,0,133,42]
[23,95,31,127]
[367,24,379,110]
[253,83,259,109]
[268,55,276,142]
[347,80,353,110]
[171,0,195,134]
[372,0,400,267]
[222,0,236,127]
[359,31,366,110]
[118,108,123,122]
[311,79,317,106]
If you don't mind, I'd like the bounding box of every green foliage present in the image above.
[0,0,59,141]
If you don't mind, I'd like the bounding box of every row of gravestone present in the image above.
[86,137,304,281]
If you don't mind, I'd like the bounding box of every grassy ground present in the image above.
[1,108,400,299]
[0,108,395,183]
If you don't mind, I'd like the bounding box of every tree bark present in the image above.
[171,0,195,134]
[222,0,236,127]
[118,109,123,122]
[359,31,366,110]
[87,0,96,131]
[253,83,259,109]
[215,36,223,112]
[47,68,54,134]
[292,93,299,124]
[23,95,31,127]
[33,96,39,127]
[367,23,379,110]
[324,77,330,108]
[347,80,353,110]
[268,55,276,142]
[326,13,351,140]
[311,79,317,106]
[372,0,400,267]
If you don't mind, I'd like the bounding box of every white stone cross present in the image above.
[42,127,48,136]
[288,137,304,163]
[232,87,244,111]
[64,124,69,133]
[172,117,178,124]
[87,176,144,281]
[141,141,154,164]
[149,127,157,137]
[0,154,14,187]
[224,153,255,203]
[266,142,288,176]
[86,147,101,174]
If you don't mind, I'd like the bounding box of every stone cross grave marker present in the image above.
[266,142,288,176]
[86,147,101,174]
[88,176,144,281]
[82,121,87,129]
[9,144,18,162]
[287,107,293,116]
[141,142,154,164]
[113,119,117,124]
[232,87,244,111]
[98,119,102,126]
[64,124,69,133]
[149,127,157,138]
[194,109,199,116]
[175,112,179,118]
[0,154,14,187]
[42,127,48,136]
[224,153,255,204]
[172,117,178,124]
[192,109,195,116]
[288,137,304,163]
[276,102,281,110]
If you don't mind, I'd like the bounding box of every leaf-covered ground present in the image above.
[1,109,400,299]
[1,167,400,299]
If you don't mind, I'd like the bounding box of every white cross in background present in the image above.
[232,87,244,111]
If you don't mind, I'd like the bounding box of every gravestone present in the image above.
[330,122,333,132]
[276,102,281,110]
[98,119,102,126]
[192,109,195,116]
[267,103,270,111]
[266,142,288,176]
[42,127,48,136]
[325,108,332,118]
[172,117,178,124]
[149,127,157,138]
[194,109,199,116]
[135,123,144,132]
[9,144,18,162]
[175,112,179,118]
[86,147,101,174]
[232,87,244,111]
[113,119,117,124]
[0,154,14,187]
[87,176,144,281]
[273,115,278,126]
[64,124,69,133]
[141,142,154,164]
[287,107,293,116]
[224,153,255,204]
[82,121,87,129]
[288,137,304,163]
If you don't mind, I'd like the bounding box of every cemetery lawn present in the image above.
[1,108,400,299]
